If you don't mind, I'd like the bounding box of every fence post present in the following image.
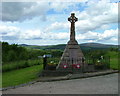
[109,56,110,69]
[43,56,47,70]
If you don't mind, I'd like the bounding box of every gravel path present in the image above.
[3,73,118,94]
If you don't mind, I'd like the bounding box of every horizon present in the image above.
[3,42,118,46]
[1,0,119,45]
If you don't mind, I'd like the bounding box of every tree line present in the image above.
[2,42,118,63]
[2,42,63,63]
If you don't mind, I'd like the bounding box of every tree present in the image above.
[7,50,17,61]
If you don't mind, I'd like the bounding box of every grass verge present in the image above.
[110,58,118,70]
[2,65,43,88]
[2,59,43,72]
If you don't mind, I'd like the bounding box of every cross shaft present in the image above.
[68,13,78,41]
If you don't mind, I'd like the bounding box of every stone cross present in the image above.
[56,13,86,71]
[68,13,78,41]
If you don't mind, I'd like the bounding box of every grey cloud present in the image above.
[2,2,25,21]
[97,36,116,42]
[75,0,118,33]
[84,38,96,40]
[1,32,7,35]
[1,2,49,22]
[2,36,18,40]
[31,37,42,40]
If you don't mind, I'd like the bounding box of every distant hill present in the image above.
[19,44,29,46]
[19,43,118,51]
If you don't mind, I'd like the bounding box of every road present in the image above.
[3,73,118,94]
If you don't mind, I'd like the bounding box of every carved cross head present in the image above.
[68,13,78,23]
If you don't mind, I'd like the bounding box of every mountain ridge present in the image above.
[19,43,118,50]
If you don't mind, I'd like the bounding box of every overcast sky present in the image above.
[0,0,119,45]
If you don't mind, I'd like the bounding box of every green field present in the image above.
[2,65,43,88]
[110,58,118,69]
[2,59,43,72]
[2,51,119,88]
[2,42,119,88]
[105,51,119,70]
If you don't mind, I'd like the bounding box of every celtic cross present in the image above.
[68,13,78,41]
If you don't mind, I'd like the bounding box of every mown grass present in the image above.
[2,65,43,88]
[105,51,119,70]
[0,73,2,88]
[2,51,119,88]
[2,59,43,72]
[110,58,118,70]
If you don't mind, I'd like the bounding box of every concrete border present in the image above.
[1,69,119,91]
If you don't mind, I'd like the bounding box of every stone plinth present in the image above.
[56,40,86,70]
[56,13,87,71]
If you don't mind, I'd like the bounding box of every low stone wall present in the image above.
[40,68,85,77]
[40,70,73,77]
[40,63,110,77]
[84,64,95,72]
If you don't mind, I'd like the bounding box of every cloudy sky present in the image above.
[0,0,119,45]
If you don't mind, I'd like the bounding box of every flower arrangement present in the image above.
[48,61,56,66]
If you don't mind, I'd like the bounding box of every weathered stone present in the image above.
[56,13,87,71]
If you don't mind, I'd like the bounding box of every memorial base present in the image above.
[39,65,96,77]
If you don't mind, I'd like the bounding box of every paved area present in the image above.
[3,73,118,94]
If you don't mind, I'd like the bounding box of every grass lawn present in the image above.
[104,51,119,70]
[2,51,119,88]
[3,59,42,72]
[110,58,118,70]
[0,73,2,88]
[2,65,43,88]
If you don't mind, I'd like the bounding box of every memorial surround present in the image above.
[56,13,87,71]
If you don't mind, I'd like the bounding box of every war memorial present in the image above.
[56,13,87,71]
[2,1,118,94]
[2,13,118,94]
[40,13,110,77]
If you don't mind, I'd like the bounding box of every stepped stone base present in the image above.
[56,40,87,70]
[40,70,73,77]
[40,70,84,77]
[40,65,96,77]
